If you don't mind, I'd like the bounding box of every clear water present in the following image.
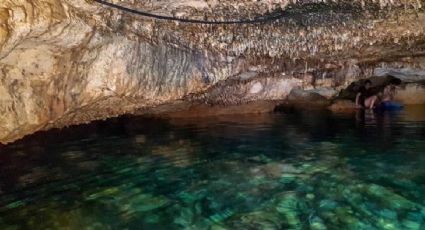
[1,107,424,230]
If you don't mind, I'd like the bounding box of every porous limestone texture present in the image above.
[1,0,425,143]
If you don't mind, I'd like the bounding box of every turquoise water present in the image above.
[0,107,424,230]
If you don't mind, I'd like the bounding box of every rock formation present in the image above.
[1,0,425,144]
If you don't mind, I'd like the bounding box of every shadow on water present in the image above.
[0,106,424,229]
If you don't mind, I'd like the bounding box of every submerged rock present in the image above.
[365,184,418,210]
[275,192,303,229]
[309,216,327,230]
[125,194,170,212]
[229,211,284,230]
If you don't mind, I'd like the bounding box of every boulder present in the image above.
[328,100,357,112]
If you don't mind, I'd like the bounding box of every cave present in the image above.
[0,0,425,229]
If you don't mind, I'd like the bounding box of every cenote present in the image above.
[2,0,425,229]
[0,107,424,230]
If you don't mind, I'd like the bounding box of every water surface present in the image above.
[1,107,424,229]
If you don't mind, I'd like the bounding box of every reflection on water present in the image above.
[0,106,424,229]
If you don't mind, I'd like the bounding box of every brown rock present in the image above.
[328,100,357,112]
[395,84,425,105]
[1,0,425,143]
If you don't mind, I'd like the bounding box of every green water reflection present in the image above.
[0,107,424,229]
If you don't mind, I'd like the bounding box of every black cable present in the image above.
[94,0,286,24]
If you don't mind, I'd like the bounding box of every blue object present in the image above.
[379,101,403,111]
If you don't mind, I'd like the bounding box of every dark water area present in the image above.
[0,106,424,229]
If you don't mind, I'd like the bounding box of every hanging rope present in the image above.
[94,0,287,24]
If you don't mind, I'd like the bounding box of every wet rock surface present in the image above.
[1,0,425,143]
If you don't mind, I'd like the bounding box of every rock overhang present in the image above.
[0,0,424,144]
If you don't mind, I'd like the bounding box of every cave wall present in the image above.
[0,0,425,143]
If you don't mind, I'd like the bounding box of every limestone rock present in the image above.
[286,88,331,107]
[1,0,425,143]
[328,100,357,111]
[395,83,425,104]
